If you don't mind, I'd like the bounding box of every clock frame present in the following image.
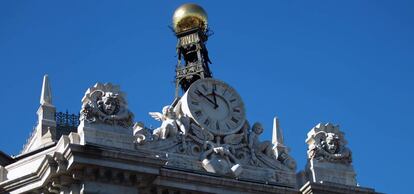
[180,78,246,135]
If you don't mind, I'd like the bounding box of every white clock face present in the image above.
[181,78,246,135]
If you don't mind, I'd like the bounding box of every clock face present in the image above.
[181,78,246,135]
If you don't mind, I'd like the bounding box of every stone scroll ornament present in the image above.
[80,83,134,128]
[307,125,352,164]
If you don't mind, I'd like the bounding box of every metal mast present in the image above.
[172,4,212,97]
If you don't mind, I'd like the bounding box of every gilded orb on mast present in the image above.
[172,3,208,33]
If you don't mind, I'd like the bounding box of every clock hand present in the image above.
[195,90,216,107]
[212,89,218,109]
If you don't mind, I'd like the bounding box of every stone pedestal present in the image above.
[304,123,357,186]
[78,121,134,150]
[306,159,357,186]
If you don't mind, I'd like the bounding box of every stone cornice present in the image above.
[0,155,57,193]
[300,181,379,194]
[155,167,298,194]
[1,142,168,193]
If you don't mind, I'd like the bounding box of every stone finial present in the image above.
[40,74,53,106]
[270,117,296,170]
[272,117,284,146]
[37,75,57,146]
[21,75,57,154]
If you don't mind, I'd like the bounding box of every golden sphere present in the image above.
[172,3,208,33]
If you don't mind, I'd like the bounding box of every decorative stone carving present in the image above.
[304,123,357,186]
[248,122,274,164]
[149,105,185,140]
[308,132,352,163]
[78,83,135,150]
[306,124,352,164]
[135,101,297,186]
[80,83,134,128]
[133,122,151,145]
[201,142,243,177]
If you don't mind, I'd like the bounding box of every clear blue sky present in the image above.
[1,1,413,193]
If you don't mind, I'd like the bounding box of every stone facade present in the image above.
[0,78,380,194]
[0,4,380,194]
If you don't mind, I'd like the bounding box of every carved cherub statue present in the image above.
[149,105,187,140]
[309,132,352,163]
[248,122,274,163]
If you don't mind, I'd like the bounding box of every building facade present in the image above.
[0,4,379,194]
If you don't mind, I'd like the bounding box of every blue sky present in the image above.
[0,1,413,193]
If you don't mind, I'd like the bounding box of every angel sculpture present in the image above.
[149,105,187,140]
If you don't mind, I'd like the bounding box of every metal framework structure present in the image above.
[55,111,79,138]
[175,27,212,97]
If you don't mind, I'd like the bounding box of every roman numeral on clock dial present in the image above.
[204,118,211,126]
[233,107,241,113]
[195,110,202,117]
[231,117,239,124]
[201,84,208,92]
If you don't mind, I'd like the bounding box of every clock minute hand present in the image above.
[195,90,216,107]
[212,89,218,109]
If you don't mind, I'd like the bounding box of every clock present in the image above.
[180,78,246,135]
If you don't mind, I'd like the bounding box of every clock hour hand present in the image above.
[195,90,216,107]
